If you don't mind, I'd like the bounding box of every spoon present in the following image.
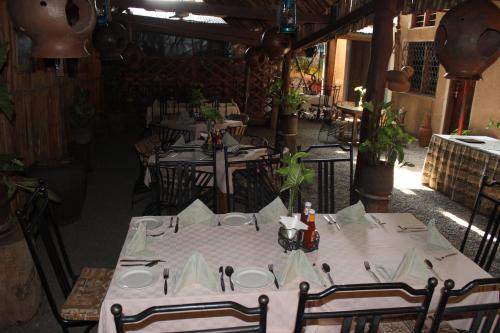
[435,252,458,261]
[225,266,235,291]
[322,263,334,285]
[424,259,443,281]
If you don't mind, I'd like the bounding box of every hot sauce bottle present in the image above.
[303,209,316,250]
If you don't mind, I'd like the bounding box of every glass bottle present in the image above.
[303,209,316,250]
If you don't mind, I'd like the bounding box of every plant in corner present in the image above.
[200,105,223,134]
[358,101,414,197]
[277,152,315,216]
[280,88,306,135]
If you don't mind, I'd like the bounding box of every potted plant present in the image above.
[200,105,223,135]
[358,101,414,197]
[280,88,306,134]
[277,151,315,216]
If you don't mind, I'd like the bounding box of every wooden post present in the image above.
[354,0,398,211]
[457,79,473,135]
[243,62,251,115]
[275,52,296,152]
[324,39,337,95]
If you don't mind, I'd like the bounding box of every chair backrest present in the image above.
[111,295,269,333]
[150,125,192,149]
[227,113,250,125]
[297,144,354,213]
[226,125,247,141]
[16,181,77,327]
[429,278,500,333]
[460,176,500,271]
[224,146,282,212]
[294,279,438,333]
[155,149,217,213]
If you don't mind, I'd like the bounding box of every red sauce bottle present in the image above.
[303,209,316,250]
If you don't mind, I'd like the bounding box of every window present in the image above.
[403,41,440,96]
[411,11,437,28]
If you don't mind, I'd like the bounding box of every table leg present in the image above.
[218,190,228,214]
[352,115,360,144]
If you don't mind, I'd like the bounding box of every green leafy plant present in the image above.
[359,101,415,166]
[486,119,500,130]
[451,128,473,136]
[201,106,223,133]
[189,83,206,106]
[354,86,366,107]
[277,152,315,216]
[266,78,283,105]
[283,88,307,116]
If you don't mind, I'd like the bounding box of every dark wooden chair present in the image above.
[111,295,269,333]
[150,124,192,149]
[131,136,161,208]
[460,176,500,271]
[297,144,354,213]
[16,181,113,333]
[294,279,438,333]
[225,125,247,141]
[224,146,282,213]
[429,278,500,333]
[153,149,217,214]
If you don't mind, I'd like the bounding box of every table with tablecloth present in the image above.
[422,135,500,212]
[98,213,496,333]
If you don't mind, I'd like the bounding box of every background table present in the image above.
[422,135,500,213]
[335,103,363,143]
[98,213,495,333]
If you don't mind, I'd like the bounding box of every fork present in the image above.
[163,268,169,295]
[370,214,386,226]
[434,252,458,261]
[268,264,279,289]
[363,261,381,283]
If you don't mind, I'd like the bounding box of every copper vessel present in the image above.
[245,47,269,69]
[386,66,414,93]
[94,22,128,60]
[261,27,292,60]
[434,0,500,80]
[7,0,96,58]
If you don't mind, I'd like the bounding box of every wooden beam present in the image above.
[113,13,260,46]
[293,2,376,50]
[112,0,329,24]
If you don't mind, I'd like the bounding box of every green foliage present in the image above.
[201,105,223,133]
[266,78,283,101]
[359,101,415,166]
[451,128,472,136]
[0,43,14,121]
[486,119,500,130]
[284,88,306,116]
[189,83,206,106]
[277,152,315,215]
[70,87,96,128]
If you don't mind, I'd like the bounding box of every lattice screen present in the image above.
[402,41,440,96]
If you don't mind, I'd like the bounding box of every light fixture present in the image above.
[96,0,110,26]
[278,0,297,34]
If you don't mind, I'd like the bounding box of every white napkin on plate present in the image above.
[173,252,218,294]
[222,132,239,147]
[335,201,370,225]
[177,199,215,227]
[125,223,155,256]
[172,135,185,146]
[375,248,431,282]
[257,197,288,224]
[278,251,323,287]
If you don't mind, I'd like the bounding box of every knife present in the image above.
[219,266,225,292]
[253,214,260,231]
[174,217,179,233]
[328,215,341,230]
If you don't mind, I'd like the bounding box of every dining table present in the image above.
[97,212,497,333]
[167,119,243,142]
[335,103,363,143]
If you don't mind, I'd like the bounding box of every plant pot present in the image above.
[26,159,87,225]
[359,163,394,198]
[278,114,299,134]
[418,112,433,147]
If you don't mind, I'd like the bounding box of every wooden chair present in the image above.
[429,278,500,333]
[225,125,247,141]
[111,295,269,333]
[460,176,500,271]
[294,279,438,333]
[150,124,192,150]
[131,135,161,208]
[16,181,113,333]
[297,144,354,213]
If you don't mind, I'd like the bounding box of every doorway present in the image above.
[442,80,476,134]
[346,40,371,102]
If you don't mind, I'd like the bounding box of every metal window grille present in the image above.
[411,11,437,28]
[403,41,440,96]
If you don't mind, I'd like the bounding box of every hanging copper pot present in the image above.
[261,27,292,60]
[122,43,145,71]
[386,66,414,93]
[434,0,500,80]
[245,47,269,69]
[7,0,97,58]
[93,21,129,60]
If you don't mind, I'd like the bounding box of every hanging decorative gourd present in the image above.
[434,0,500,80]
[278,0,297,34]
[7,0,97,58]
[122,43,145,71]
[245,47,269,69]
[93,21,128,60]
[261,27,292,60]
[386,66,415,93]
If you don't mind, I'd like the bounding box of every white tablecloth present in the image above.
[98,213,496,333]
[166,120,243,141]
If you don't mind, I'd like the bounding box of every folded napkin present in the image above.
[172,135,186,146]
[257,197,288,224]
[279,216,308,230]
[177,199,215,227]
[426,220,453,250]
[222,132,239,147]
[278,251,323,287]
[335,201,369,225]
[375,248,431,282]
[173,252,218,294]
[125,223,155,256]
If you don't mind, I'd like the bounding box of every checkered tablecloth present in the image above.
[98,213,495,332]
[422,135,500,213]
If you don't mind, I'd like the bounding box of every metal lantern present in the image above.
[278,0,297,34]
[95,0,111,26]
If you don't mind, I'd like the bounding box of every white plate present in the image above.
[131,217,162,230]
[232,267,274,289]
[221,213,252,226]
[116,268,159,289]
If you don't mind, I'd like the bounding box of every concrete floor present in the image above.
[4,117,497,333]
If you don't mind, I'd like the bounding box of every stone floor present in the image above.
[3,116,496,333]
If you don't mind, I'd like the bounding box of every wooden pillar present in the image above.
[243,62,251,114]
[275,52,296,152]
[457,79,474,135]
[324,38,337,94]
[354,0,398,211]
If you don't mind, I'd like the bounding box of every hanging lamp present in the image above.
[278,0,297,34]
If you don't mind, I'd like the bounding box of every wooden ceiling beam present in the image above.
[113,13,261,46]
[112,0,329,24]
[293,2,376,50]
